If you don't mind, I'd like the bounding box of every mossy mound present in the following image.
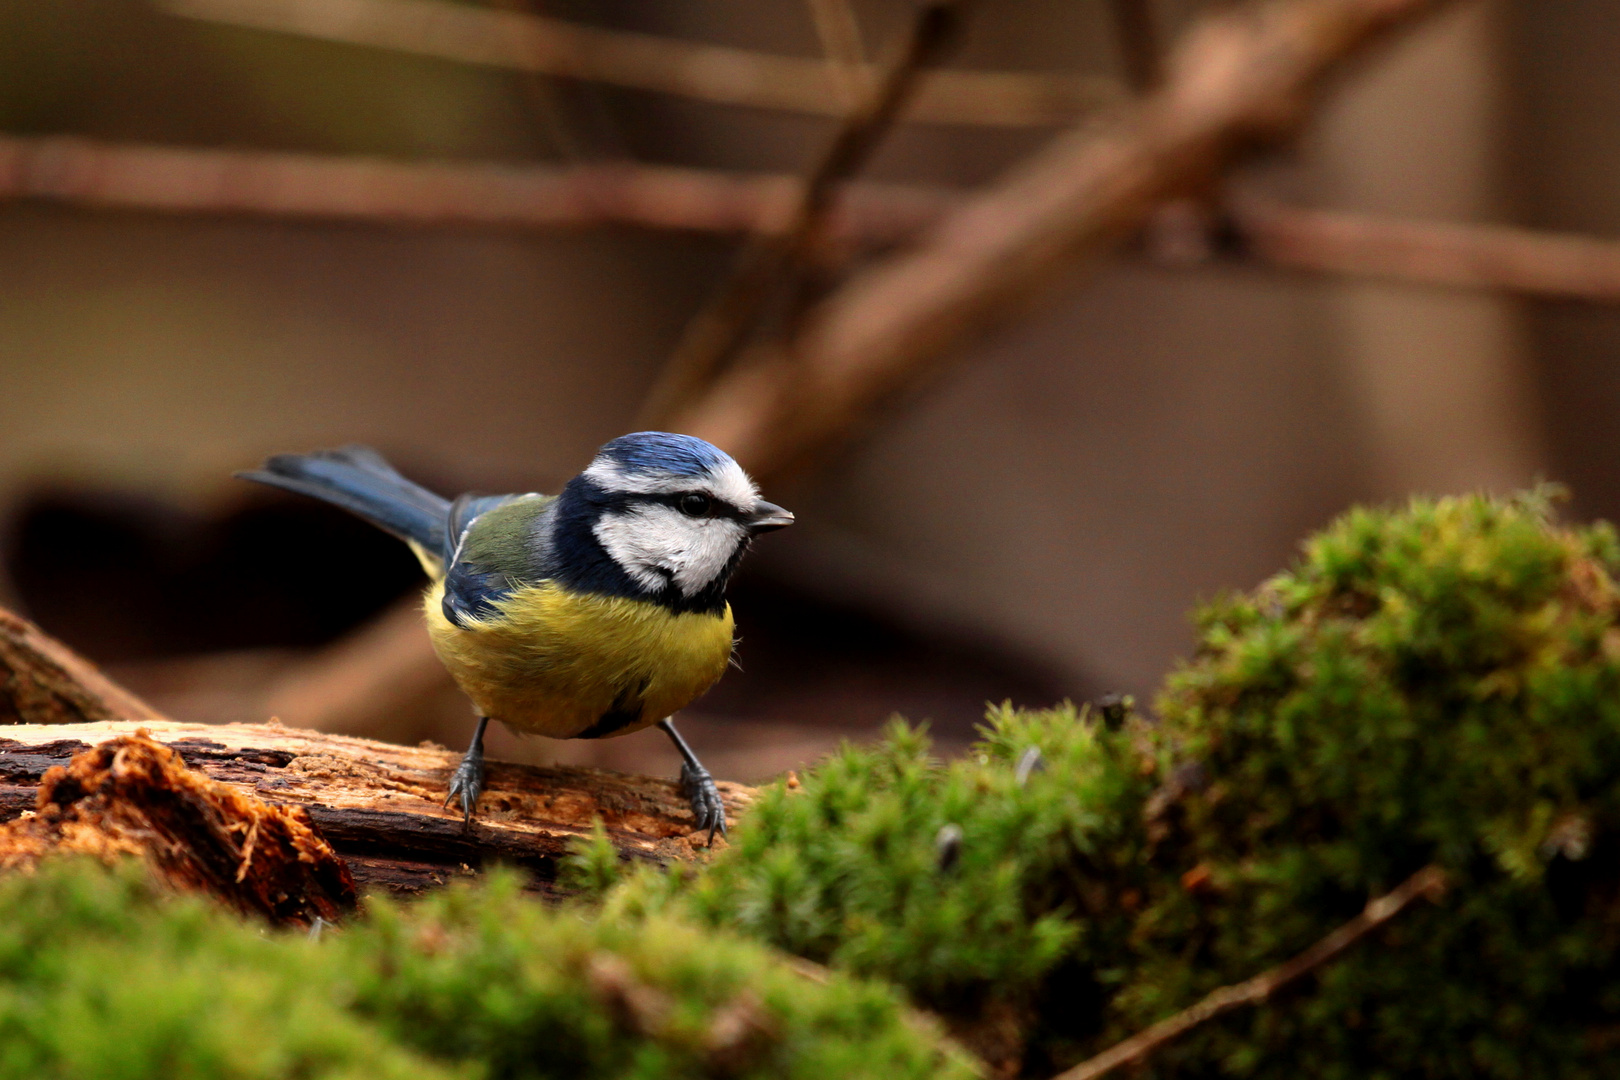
[0,860,449,1080]
[0,858,973,1080]
[605,708,1155,1070]
[1132,490,1620,1077]
[605,491,1620,1077]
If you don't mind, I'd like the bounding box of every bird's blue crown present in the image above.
[595,432,730,478]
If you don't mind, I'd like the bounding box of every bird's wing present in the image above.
[441,493,556,627]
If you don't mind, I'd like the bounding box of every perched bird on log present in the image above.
[238,433,793,841]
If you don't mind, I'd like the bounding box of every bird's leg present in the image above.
[658,718,726,845]
[445,715,489,825]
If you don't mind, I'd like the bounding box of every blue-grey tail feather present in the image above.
[236,445,451,560]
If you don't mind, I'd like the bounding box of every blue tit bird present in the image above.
[237,432,794,841]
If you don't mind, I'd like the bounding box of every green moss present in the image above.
[601,490,1620,1077]
[608,708,1157,1069]
[341,870,973,1080]
[1130,490,1620,1077]
[0,860,453,1080]
[0,858,971,1080]
[555,817,625,903]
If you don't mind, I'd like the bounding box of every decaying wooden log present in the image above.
[0,720,752,897]
[0,731,357,926]
[0,605,753,897]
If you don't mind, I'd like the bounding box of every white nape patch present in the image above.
[583,456,758,508]
[592,503,749,596]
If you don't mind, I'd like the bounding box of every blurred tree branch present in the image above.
[10,132,1620,328]
[0,134,952,242]
[804,0,870,109]
[638,1,971,429]
[664,0,1468,479]
[158,0,1120,127]
[1231,196,1620,302]
[254,597,448,737]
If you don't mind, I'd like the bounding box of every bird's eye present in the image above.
[678,493,712,517]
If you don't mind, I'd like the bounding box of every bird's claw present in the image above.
[445,752,485,825]
[678,759,726,845]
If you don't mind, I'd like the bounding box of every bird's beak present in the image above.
[748,500,795,533]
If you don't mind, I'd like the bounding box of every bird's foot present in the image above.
[678,759,726,845]
[445,746,486,825]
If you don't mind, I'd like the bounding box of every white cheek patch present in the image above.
[592,504,749,596]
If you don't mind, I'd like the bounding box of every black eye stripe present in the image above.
[627,492,749,522]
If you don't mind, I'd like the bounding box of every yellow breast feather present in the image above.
[423,578,734,740]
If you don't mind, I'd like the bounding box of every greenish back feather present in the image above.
[460,495,555,578]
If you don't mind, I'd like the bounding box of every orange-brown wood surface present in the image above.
[0,719,752,895]
[0,604,752,896]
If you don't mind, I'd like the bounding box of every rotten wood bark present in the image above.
[0,731,357,926]
[0,720,752,896]
[0,606,752,897]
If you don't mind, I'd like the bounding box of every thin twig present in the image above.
[1108,0,1163,92]
[783,0,874,329]
[0,134,955,242]
[665,0,1466,480]
[1053,865,1448,1080]
[805,0,870,109]
[785,0,875,328]
[158,0,1119,128]
[487,0,589,162]
[1232,196,1620,301]
[636,2,970,429]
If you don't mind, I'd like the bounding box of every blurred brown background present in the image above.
[0,0,1611,783]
